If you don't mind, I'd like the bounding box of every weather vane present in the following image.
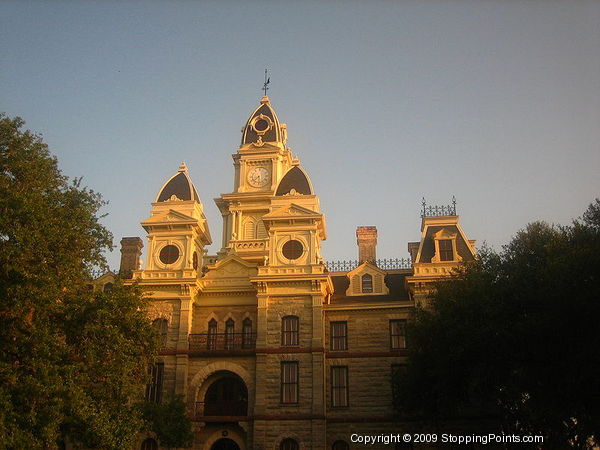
[263,69,270,96]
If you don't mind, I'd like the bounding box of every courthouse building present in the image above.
[112,96,476,450]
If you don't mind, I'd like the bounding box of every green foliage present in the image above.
[0,114,158,449]
[395,200,600,448]
[139,396,194,449]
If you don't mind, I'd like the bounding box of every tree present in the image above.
[139,396,194,449]
[0,113,158,449]
[395,200,600,449]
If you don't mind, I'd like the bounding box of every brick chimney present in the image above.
[119,237,143,279]
[356,226,377,264]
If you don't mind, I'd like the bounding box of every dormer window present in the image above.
[361,274,373,293]
[438,239,453,261]
[431,229,463,263]
[346,262,389,297]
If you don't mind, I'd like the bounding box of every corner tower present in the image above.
[138,163,211,277]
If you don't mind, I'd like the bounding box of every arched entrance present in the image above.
[204,373,248,416]
[210,438,240,450]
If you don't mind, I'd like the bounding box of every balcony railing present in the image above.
[189,332,256,351]
[195,401,248,418]
[325,258,412,272]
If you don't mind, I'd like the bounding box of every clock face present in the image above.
[247,166,270,187]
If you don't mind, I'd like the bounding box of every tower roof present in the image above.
[155,162,200,202]
[241,96,285,146]
[275,166,313,196]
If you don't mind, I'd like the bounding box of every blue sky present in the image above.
[2,1,599,269]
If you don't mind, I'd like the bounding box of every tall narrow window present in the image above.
[281,316,299,346]
[207,319,218,350]
[280,439,299,450]
[152,318,168,348]
[242,318,253,349]
[225,318,235,350]
[390,320,406,349]
[330,321,348,351]
[146,362,164,403]
[243,219,256,239]
[438,239,454,261]
[331,366,348,407]
[281,361,299,403]
[361,274,373,293]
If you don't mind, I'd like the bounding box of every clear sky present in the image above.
[2,1,599,270]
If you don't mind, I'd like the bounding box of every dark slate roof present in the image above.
[330,272,410,304]
[419,225,473,263]
[276,166,313,196]
[156,172,200,202]
[242,100,282,145]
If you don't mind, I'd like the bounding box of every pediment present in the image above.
[199,255,258,292]
[433,228,457,239]
[347,261,387,278]
[141,209,197,225]
[262,203,320,220]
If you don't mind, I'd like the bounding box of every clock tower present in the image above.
[215,96,323,265]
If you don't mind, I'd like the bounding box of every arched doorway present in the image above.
[210,438,240,450]
[204,373,248,416]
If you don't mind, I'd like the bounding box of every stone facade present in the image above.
[121,96,476,450]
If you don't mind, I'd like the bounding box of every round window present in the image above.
[254,118,269,132]
[282,240,304,260]
[159,245,179,265]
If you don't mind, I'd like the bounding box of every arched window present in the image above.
[243,218,256,239]
[103,282,114,292]
[280,438,299,450]
[141,438,158,450]
[361,274,373,293]
[256,221,268,239]
[152,318,168,348]
[242,318,253,349]
[208,319,218,350]
[332,441,349,450]
[281,316,299,346]
[225,318,235,350]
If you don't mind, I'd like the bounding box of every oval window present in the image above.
[254,118,269,132]
[159,245,179,264]
[282,240,303,260]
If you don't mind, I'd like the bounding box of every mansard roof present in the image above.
[330,272,410,304]
[155,163,200,203]
[241,96,284,145]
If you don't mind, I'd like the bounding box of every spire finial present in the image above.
[262,69,270,96]
[178,161,188,173]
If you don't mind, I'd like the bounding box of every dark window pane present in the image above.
[361,273,373,293]
[281,362,299,403]
[280,439,299,450]
[390,320,406,349]
[145,363,164,403]
[331,366,348,407]
[439,239,454,261]
[282,316,299,346]
[282,240,303,260]
[330,321,348,351]
[159,244,179,264]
